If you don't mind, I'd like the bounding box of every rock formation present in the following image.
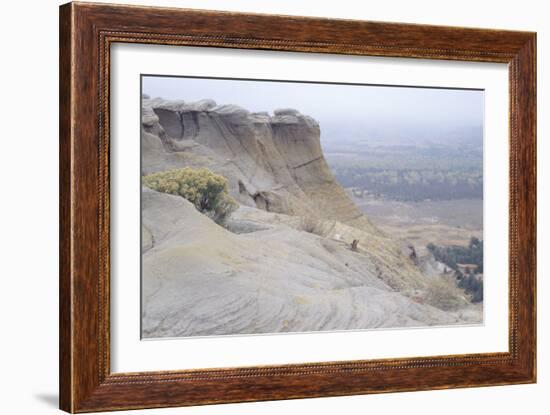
[140,96,479,338]
[143,98,376,229]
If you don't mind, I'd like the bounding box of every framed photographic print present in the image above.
[59,2,536,412]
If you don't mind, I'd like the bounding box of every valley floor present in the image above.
[350,194,483,254]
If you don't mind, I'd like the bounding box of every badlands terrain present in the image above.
[140,96,481,339]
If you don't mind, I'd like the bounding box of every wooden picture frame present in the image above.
[59,2,536,412]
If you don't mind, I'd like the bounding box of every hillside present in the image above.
[141,96,480,338]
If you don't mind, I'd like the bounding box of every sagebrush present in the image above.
[143,167,238,223]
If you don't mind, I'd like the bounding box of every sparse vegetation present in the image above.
[427,237,483,273]
[424,278,467,311]
[427,237,483,303]
[298,215,322,235]
[458,272,483,303]
[143,167,238,224]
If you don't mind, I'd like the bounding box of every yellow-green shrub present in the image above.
[143,167,238,223]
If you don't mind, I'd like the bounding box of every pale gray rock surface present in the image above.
[142,189,467,338]
[140,97,481,338]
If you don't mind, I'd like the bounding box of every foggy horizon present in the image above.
[142,75,484,146]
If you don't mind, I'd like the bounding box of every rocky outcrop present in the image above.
[140,97,478,338]
[142,188,469,338]
[142,97,377,233]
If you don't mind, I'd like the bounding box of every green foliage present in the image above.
[143,167,238,224]
[458,274,483,303]
[330,165,482,201]
[326,145,483,202]
[427,237,483,303]
[427,237,483,272]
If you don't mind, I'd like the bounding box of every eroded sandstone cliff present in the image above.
[143,98,377,230]
[140,97,478,338]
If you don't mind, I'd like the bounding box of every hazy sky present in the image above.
[142,75,484,144]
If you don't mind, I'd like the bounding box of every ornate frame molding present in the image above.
[60,2,536,412]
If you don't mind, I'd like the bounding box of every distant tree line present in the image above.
[427,237,483,303]
[331,166,482,201]
[325,143,483,202]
